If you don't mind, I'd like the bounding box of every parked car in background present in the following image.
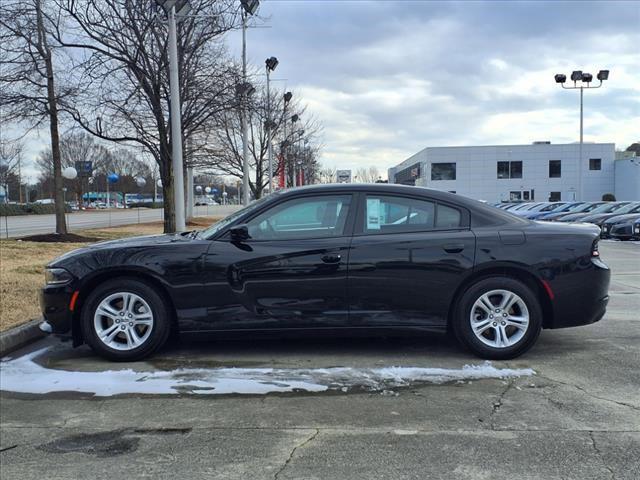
[556,202,629,223]
[519,202,567,219]
[535,202,585,220]
[541,202,606,222]
[39,184,610,362]
[609,214,640,241]
[600,213,640,238]
[509,202,544,215]
[582,202,640,226]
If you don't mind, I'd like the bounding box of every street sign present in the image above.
[336,170,352,183]
[74,161,93,177]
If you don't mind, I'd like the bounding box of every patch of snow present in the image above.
[0,348,535,397]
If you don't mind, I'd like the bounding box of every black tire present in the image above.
[453,277,542,360]
[81,278,171,361]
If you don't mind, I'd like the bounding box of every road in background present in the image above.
[1,205,242,238]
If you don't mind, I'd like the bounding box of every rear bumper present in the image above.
[39,285,74,334]
[545,257,611,329]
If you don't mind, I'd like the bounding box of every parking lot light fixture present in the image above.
[554,74,566,84]
[265,56,279,194]
[554,69,610,201]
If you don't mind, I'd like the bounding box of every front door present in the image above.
[198,194,355,331]
[348,193,476,328]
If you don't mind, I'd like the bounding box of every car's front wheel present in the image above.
[453,277,542,360]
[82,278,171,361]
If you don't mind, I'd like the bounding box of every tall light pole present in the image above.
[554,69,609,201]
[156,0,192,231]
[240,0,259,205]
[265,56,279,195]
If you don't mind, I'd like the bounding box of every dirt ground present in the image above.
[0,218,218,331]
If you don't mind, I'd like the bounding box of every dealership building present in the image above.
[387,142,640,202]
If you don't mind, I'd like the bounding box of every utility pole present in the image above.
[168,4,186,231]
[241,10,250,205]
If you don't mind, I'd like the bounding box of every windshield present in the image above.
[590,202,627,214]
[199,195,274,239]
[611,202,640,214]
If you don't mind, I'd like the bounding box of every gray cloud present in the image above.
[236,0,639,173]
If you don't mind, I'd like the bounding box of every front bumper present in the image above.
[39,284,74,334]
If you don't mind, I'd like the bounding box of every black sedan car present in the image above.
[40,184,610,361]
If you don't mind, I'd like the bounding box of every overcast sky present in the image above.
[11,0,640,181]
[231,0,639,176]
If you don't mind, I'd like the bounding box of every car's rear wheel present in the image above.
[82,278,171,361]
[453,277,542,360]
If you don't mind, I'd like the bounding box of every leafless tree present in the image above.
[197,83,323,198]
[51,0,238,232]
[0,0,71,232]
[355,166,381,183]
[0,138,23,202]
[318,167,337,184]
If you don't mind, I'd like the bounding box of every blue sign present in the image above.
[107,173,119,184]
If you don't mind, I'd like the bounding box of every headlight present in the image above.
[635,225,640,234]
[45,268,73,285]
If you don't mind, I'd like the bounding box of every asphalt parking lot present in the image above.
[1,241,639,480]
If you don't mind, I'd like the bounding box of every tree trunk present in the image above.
[37,0,66,235]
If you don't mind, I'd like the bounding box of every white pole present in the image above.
[241,11,250,206]
[168,5,186,231]
[266,67,273,195]
[578,86,583,201]
[106,178,111,227]
[186,167,194,221]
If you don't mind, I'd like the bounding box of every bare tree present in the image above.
[198,84,323,198]
[51,0,238,232]
[318,167,337,184]
[0,138,23,202]
[355,166,381,183]
[0,0,70,232]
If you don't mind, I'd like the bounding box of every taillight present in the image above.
[592,240,600,257]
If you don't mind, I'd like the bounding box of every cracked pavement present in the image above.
[1,241,639,479]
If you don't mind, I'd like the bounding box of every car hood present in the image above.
[603,213,640,226]
[48,233,194,267]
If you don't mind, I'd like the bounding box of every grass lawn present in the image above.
[0,218,219,332]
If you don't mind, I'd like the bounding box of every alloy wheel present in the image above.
[93,292,154,351]
[469,289,530,348]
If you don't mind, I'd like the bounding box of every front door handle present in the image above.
[321,254,342,264]
[443,243,465,253]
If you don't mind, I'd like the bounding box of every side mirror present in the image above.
[229,224,250,242]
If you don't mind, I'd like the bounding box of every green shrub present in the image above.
[601,193,616,201]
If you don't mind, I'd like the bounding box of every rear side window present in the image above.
[363,195,463,234]
[435,204,461,228]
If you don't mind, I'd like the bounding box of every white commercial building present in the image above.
[388,142,639,202]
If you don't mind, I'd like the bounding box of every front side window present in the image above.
[245,195,351,240]
[549,160,562,178]
[431,163,456,181]
[363,195,462,234]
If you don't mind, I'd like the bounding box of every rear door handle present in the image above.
[443,243,465,253]
[321,254,342,264]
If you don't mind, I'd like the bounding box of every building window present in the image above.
[549,160,562,178]
[497,161,522,179]
[589,158,601,170]
[510,191,522,201]
[549,191,561,201]
[394,162,422,185]
[431,163,456,181]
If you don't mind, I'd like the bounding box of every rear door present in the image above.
[347,192,475,328]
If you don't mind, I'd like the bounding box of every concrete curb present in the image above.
[0,318,46,357]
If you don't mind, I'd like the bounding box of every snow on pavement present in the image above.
[0,347,535,397]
